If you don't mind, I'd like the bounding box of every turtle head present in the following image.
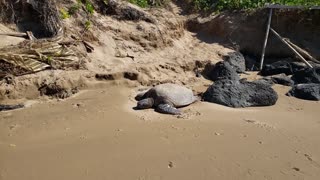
[137,98,154,109]
[135,90,149,101]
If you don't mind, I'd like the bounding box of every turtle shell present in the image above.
[148,83,197,107]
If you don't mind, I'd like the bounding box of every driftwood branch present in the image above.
[270,28,313,68]
[0,32,28,38]
[284,39,320,64]
[0,31,37,40]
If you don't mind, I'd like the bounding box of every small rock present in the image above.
[224,52,246,73]
[291,67,320,84]
[253,77,274,86]
[244,119,256,123]
[136,24,144,31]
[168,161,174,168]
[292,167,300,172]
[208,61,240,81]
[261,60,293,76]
[287,83,320,101]
[271,74,294,86]
[73,103,84,108]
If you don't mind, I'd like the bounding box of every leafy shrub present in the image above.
[85,0,95,14]
[128,0,149,7]
[190,0,320,12]
[60,8,70,19]
[127,0,170,8]
[84,20,92,30]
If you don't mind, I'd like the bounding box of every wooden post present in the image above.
[270,28,313,68]
[259,8,273,70]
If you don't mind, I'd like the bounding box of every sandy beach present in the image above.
[1,83,320,180]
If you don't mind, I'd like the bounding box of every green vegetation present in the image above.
[85,0,95,14]
[127,0,170,8]
[60,0,95,19]
[125,0,319,11]
[84,20,92,30]
[128,0,149,8]
[59,0,94,30]
[60,8,70,19]
[190,0,320,11]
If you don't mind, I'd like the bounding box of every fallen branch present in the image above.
[0,31,38,40]
[0,32,28,38]
[70,35,94,53]
[270,28,313,68]
[284,38,320,64]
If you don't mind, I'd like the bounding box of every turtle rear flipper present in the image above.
[156,104,181,115]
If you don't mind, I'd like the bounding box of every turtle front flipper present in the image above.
[156,104,181,115]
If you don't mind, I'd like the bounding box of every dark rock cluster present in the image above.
[203,52,278,107]
[253,59,320,101]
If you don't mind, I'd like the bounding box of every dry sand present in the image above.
[1,83,320,180]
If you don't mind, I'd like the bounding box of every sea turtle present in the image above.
[135,83,198,115]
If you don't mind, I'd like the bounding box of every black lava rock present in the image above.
[290,62,308,73]
[253,77,274,86]
[224,52,246,73]
[260,61,293,76]
[271,74,294,86]
[203,79,278,108]
[208,61,240,81]
[291,67,320,84]
[287,83,320,101]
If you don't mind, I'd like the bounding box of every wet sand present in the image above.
[0,85,320,180]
